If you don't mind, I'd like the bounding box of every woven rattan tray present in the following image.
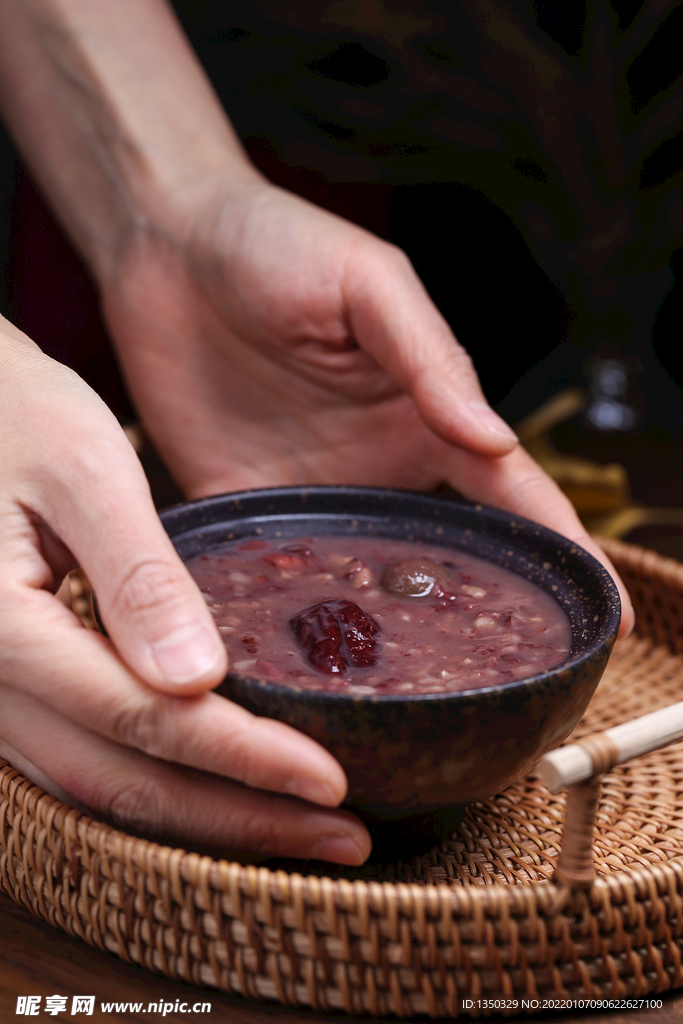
[3,538,683,1016]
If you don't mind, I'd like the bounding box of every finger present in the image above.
[440,443,635,638]
[343,238,518,457]
[0,586,349,805]
[26,420,228,693]
[0,687,370,863]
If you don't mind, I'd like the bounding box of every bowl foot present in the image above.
[354,804,467,862]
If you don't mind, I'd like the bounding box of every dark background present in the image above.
[1,1,682,429]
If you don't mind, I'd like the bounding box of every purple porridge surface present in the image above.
[187,535,571,695]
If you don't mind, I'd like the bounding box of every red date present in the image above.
[290,599,381,674]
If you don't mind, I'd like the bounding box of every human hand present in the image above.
[0,320,371,863]
[0,0,632,635]
[102,178,635,636]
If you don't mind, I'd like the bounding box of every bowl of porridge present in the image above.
[160,487,620,856]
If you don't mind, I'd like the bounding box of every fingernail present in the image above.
[470,401,518,441]
[150,624,224,683]
[285,776,339,806]
[314,835,367,865]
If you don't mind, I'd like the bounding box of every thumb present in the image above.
[45,433,227,694]
[344,239,518,456]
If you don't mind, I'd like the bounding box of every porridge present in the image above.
[187,535,571,695]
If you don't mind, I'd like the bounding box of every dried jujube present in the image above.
[291,598,381,674]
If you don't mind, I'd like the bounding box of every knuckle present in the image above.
[348,235,410,280]
[505,472,565,519]
[449,345,475,375]
[372,240,417,283]
[109,696,172,759]
[231,748,264,791]
[226,799,282,854]
[107,558,187,621]
[106,773,171,834]
[55,427,140,492]
[212,714,288,792]
[219,722,263,787]
[380,240,412,270]
[411,345,475,399]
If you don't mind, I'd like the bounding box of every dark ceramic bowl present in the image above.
[160,487,620,858]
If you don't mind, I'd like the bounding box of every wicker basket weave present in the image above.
[3,538,683,1016]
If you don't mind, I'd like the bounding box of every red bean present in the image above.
[265,553,304,569]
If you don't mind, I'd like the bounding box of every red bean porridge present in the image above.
[187,535,571,695]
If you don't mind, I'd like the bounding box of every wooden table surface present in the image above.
[1,890,679,1023]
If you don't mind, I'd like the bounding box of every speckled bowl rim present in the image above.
[159,485,620,705]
